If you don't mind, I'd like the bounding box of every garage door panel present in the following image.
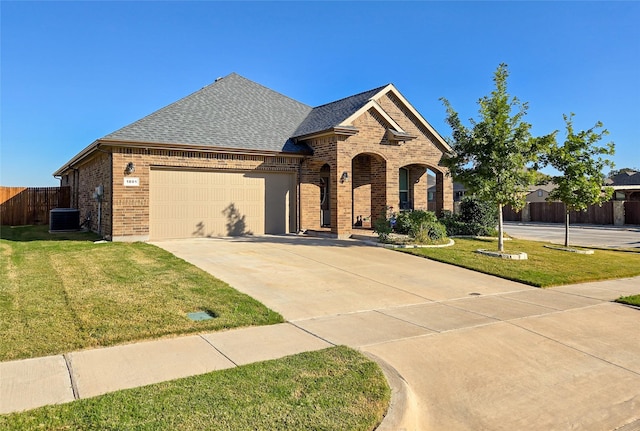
[150,170,295,240]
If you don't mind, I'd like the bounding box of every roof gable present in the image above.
[293,83,451,152]
[292,86,386,138]
[102,73,313,153]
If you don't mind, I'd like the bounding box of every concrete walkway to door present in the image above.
[156,235,640,431]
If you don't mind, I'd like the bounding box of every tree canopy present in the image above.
[543,113,614,246]
[440,63,554,252]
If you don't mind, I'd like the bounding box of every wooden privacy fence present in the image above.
[502,205,521,222]
[625,201,640,225]
[503,201,639,225]
[528,201,614,224]
[0,186,71,226]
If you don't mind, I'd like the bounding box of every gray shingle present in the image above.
[292,85,387,138]
[608,171,640,186]
[103,73,313,153]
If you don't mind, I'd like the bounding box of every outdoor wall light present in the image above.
[340,171,349,183]
[124,162,135,175]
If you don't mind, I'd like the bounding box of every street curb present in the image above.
[364,352,422,431]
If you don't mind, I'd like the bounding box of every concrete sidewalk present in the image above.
[0,323,332,414]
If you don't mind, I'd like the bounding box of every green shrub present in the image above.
[410,218,448,244]
[393,210,447,244]
[458,196,498,227]
[373,207,394,242]
[440,196,498,237]
[393,211,413,235]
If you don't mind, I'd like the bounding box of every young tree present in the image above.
[544,113,615,247]
[440,64,553,252]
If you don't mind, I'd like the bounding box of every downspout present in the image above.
[74,168,79,208]
[98,193,102,236]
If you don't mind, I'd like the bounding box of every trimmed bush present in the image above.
[375,209,447,244]
[441,196,498,237]
[396,210,447,244]
[373,207,394,241]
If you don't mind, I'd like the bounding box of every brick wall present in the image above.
[75,151,112,237]
[298,90,452,237]
[299,137,337,232]
[109,147,301,240]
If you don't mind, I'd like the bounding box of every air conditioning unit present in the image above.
[49,208,80,232]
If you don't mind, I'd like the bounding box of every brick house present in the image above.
[606,170,640,201]
[54,73,453,241]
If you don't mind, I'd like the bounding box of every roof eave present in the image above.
[293,126,359,142]
[98,138,310,157]
[53,139,310,177]
[607,185,640,190]
[52,140,100,177]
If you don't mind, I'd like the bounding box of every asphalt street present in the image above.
[504,222,640,249]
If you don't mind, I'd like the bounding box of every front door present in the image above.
[320,175,330,227]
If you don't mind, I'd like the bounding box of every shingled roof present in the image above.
[292,85,387,138]
[102,73,313,153]
[606,171,640,186]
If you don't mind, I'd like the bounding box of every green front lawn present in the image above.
[0,225,283,361]
[399,237,640,287]
[0,346,390,431]
[616,294,640,307]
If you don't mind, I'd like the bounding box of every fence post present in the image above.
[613,201,625,226]
[521,202,531,222]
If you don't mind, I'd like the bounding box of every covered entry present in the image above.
[150,169,296,240]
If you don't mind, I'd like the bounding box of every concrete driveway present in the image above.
[156,235,640,431]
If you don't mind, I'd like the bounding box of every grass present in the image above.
[0,225,283,361]
[616,295,640,306]
[0,346,390,431]
[398,237,640,287]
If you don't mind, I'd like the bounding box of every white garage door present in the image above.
[150,169,296,240]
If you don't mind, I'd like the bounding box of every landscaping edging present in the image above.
[452,235,511,241]
[361,239,455,249]
[543,245,595,255]
[380,239,455,249]
[476,249,528,260]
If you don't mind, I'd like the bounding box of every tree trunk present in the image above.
[564,205,570,248]
[498,203,504,252]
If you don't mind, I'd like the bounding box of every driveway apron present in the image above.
[155,236,640,431]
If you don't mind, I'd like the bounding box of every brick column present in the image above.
[410,166,428,210]
[613,200,624,226]
[386,163,399,212]
[436,170,454,215]
[521,202,531,222]
[371,156,387,223]
[299,160,321,231]
[333,157,352,239]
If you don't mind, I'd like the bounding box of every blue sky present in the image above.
[2,1,639,187]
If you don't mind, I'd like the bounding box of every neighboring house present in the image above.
[605,171,640,201]
[54,73,453,241]
[526,182,556,203]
